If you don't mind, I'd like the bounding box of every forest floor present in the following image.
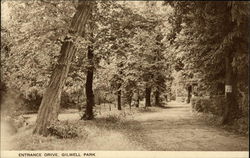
[1,101,249,151]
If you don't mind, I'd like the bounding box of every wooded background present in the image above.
[1,1,249,136]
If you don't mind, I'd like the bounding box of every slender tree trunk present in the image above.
[136,89,140,108]
[82,45,95,120]
[145,87,151,107]
[117,63,123,110]
[222,54,238,124]
[117,87,122,110]
[128,91,133,109]
[33,2,92,136]
[155,90,160,106]
[187,85,192,104]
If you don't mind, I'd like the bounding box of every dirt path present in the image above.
[2,102,248,151]
[128,101,249,151]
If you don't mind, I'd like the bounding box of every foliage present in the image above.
[191,96,226,116]
[47,121,84,139]
[2,0,247,130]
[91,1,172,107]
[102,114,124,123]
[1,1,78,110]
[166,1,249,114]
[195,111,248,135]
[1,1,174,113]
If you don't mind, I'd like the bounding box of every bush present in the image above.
[102,114,122,123]
[93,113,129,130]
[233,117,248,135]
[60,91,77,109]
[195,110,248,135]
[210,95,226,115]
[47,121,83,139]
[24,87,42,112]
[191,96,225,116]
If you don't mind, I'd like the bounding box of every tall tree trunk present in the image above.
[128,91,133,109]
[155,90,160,106]
[117,63,123,110]
[117,87,122,110]
[222,54,238,124]
[145,87,151,107]
[33,2,92,136]
[136,89,140,108]
[186,85,192,104]
[82,45,95,120]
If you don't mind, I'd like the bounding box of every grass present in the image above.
[3,105,150,150]
[2,103,248,151]
[4,103,206,151]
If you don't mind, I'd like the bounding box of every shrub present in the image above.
[138,107,153,113]
[60,91,77,109]
[24,87,43,112]
[191,96,225,116]
[191,97,205,112]
[47,121,82,139]
[233,117,248,135]
[94,113,129,130]
[102,114,122,123]
[210,95,225,115]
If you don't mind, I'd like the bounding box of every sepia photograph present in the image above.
[1,0,249,157]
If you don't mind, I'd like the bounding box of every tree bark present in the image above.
[127,91,133,109]
[117,87,122,110]
[33,2,92,136]
[117,63,123,110]
[155,90,160,106]
[222,54,238,124]
[82,45,95,120]
[186,85,192,104]
[136,89,140,108]
[145,87,151,107]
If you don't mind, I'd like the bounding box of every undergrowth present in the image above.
[47,121,88,139]
[194,112,248,136]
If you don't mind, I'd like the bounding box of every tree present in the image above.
[1,1,93,111]
[94,2,155,110]
[83,44,95,119]
[130,27,168,107]
[166,1,249,123]
[33,1,92,135]
[81,5,96,120]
